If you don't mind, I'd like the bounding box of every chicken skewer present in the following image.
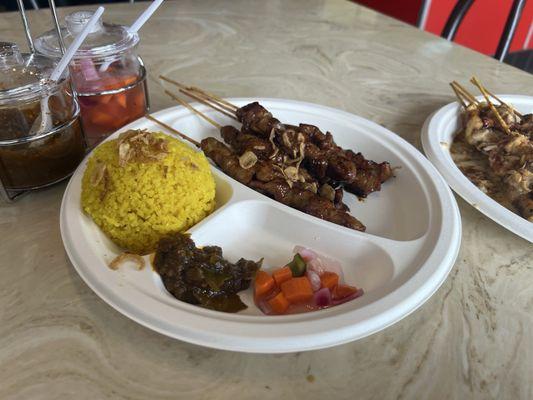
[146,114,365,230]
[451,78,533,221]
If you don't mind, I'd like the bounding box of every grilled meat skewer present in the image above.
[163,83,393,197]
[200,137,255,184]
[250,179,365,231]
[220,125,281,163]
[236,102,392,197]
[219,125,349,210]
[200,137,363,229]
[464,104,533,197]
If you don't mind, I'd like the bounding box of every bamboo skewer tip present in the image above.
[165,90,222,130]
[145,114,200,148]
[159,76,238,112]
[469,77,512,135]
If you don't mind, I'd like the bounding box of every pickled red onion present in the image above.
[306,270,321,292]
[313,288,332,307]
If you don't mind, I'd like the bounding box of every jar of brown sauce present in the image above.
[0,42,86,201]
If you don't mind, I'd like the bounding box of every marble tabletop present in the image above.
[1,1,532,399]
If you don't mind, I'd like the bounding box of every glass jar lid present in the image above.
[35,10,140,60]
[0,42,60,106]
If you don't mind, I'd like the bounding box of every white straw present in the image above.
[49,6,105,82]
[127,0,164,34]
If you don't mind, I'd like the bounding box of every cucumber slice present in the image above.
[287,253,306,277]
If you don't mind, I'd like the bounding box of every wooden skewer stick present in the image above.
[159,75,238,112]
[449,82,468,108]
[451,81,479,105]
[183,87,236,115]
[187,85,238,112]
[145,114,200,147]
[483,88,522,118]
[470,77,512,135]
[177,87,238,121]
[165,90,222,129]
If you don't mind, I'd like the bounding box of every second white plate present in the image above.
[421,95,533,243]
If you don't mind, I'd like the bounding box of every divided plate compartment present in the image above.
[61,99,461,352]
[421,95,533,243]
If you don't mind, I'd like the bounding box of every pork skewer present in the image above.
[146,114,364,230]
[161,78,393,197]
[233,101,393,197]
[166,93,350,210]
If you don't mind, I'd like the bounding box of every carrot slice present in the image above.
[320,271,339,291]
[272,266,292,286]
[122,75,138,86]
[89,110,115,126]
[255,270,275,298]
[114,93,128,108]
[268,292,290,314]
[280,277,313,304]
[97,94,113,105]
[332,284,358,300]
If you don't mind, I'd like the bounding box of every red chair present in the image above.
[441,0,527,61]
[353,0,532,60]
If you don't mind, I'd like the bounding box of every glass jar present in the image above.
[0,42,86,201]
[35,11,149,147]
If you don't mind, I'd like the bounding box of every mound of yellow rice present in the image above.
[81,130,216,254]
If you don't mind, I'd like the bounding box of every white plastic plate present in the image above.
[421,95,532,243]
[61,98,461,353]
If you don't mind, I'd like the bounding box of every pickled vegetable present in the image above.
[287,253,306,276]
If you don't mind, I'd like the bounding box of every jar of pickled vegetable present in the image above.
[0,42,86,201]
[35,11,149,147]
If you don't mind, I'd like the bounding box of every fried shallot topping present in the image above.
[90,160,107,186]
[117,129,169,166]
[108,252,146,271]
[239,150,258,169]
[90,160,110,200]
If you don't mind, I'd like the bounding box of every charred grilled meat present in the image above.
[217,125,350,210]
[250,179,365,231]
[202,135,356,226]
[200,137,255,184]
[236,102,282,137]
[220,125,280,162]
[234,102,392,197]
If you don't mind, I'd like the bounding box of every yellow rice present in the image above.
[81,131,216,254]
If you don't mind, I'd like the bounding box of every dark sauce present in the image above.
[0,88,86,190]
[154,233,262,313]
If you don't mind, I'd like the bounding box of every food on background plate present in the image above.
[153,233,262,312]
[153,78,395,232]
[34,10,149,147]
[254,246,363,315]
[450,78,533,221]
[81,129,216,254]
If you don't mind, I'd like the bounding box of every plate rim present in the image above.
[61,98,462,352]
